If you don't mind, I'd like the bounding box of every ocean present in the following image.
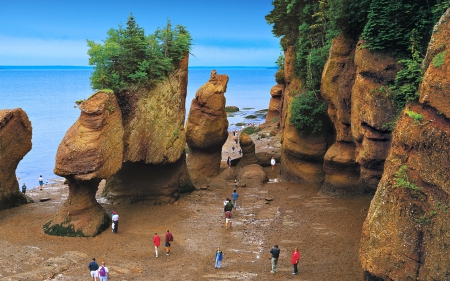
[0,66,277,189]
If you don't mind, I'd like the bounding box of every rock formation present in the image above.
[185,70,229,188]
[0,108,32,210]
[361,9,450,280]
[49,91,124,237]
[104,55,193,204]
[351,45,399,192]
[266,84,283,123]
[320,34,360,195]
[235,133,258,169]
[237,164,268,188]
[279,46,332,184]
[319,30,400,195]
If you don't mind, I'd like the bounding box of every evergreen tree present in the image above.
[87,14,192,92]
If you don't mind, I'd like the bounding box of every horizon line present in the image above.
[0,65,277,68]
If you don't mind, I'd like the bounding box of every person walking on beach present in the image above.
[225,210,232,230]
[215,247,223,268]
[97,261,109,281]
[88,258,99,281]
[227,156,232,168]
[269,244,280,273]
[224,198,233,213]
[112,211,119,234]
[291,247,300,275]
[39,175,44,190]
[153,232,161,257]
[271,156,276,171]
[165,230,174,255]
[21,183,27,194]
[231,190,239,208]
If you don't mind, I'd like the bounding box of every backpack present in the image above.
[99,266,106,277]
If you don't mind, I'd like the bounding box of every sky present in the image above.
[0,0,281,66]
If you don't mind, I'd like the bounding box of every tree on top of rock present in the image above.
[87,13,192,93]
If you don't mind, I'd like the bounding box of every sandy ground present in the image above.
[0,125,372,281]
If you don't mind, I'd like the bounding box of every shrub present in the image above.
[405,110,423,122]
[393,165,423,194]
[433,51,447,67]
[289,91,327,135]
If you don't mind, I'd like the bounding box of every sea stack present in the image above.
[103,55,193,204]
[186,70,229,188]
[50,92,124,237]
[0,108,32,210]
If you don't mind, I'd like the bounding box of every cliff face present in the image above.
[280,46,331,184]
[185,70,229,188]
[0,108,32,210]
[320,34,360,194]
[50,92,123,237]
[319,30,400,195]
[361,9,450,280]
[104,55,193,204]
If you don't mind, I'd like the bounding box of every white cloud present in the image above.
[0,35,89,65]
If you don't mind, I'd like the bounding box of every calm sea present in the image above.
[0,66,277,189]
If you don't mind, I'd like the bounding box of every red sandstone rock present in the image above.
[350,44,399,192]
[54,92,124,180]
[186,70,229,187]
[0,108,32,210]
[361,9,450,280]
[104,55,193,204]
[235,133,258,169]
[49,92,124,236]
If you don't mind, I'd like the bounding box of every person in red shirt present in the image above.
[225,210,232,230]
[291,248,300,275]
[165,230,174,255]
[153,233,161,257]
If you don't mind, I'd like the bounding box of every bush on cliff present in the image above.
[87,14,192,92]
[290,91,327,135]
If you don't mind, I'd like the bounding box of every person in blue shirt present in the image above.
[215,247,223,269]
[88,257,99,281]
[231,190,239,208]
[270,245,281,273]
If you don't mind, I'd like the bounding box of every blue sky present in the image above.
[0,0,281,66]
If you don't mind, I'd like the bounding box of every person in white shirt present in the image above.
[39,175,44,190]
[112,211,119,234]
[97,261,109,281]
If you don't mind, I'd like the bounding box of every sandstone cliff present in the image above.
[0,108,32,210]
[185,70,229,188]
[104,55,193,204]
[279,46,331,184]
[320,34,360,194]
[320,32,399,195]
[361,9,450,280]
[49,91,123,237]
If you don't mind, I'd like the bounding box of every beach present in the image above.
[0,125,371,280]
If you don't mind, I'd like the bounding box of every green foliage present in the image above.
[405,110,424,122]
[242,126,261,135]
[87,14,192,93]
[244,115,258,119]
[393,165,423,194]
[290,91,327,134]
[43,220,85,237]
[390,50,423,111]
[361,0,442,55]
[414,202,447,226]
[433,51,447,67]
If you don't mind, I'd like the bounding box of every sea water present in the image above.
[0,66,277,189]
